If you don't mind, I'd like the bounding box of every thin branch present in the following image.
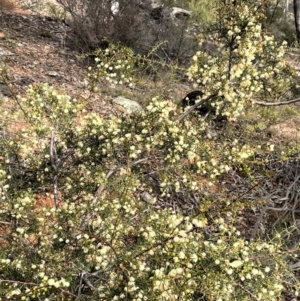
[89,268,109,277]
[92,168,117,205]
[289,260,300,270]
[82,159,144,225]
[0,279,76,298]
[0,279,38,286]
[50,131,59,208]
[0,221,11,225]
[92,157,149,205]
[255,97,300,106]
[82,272,98,291]
[0,73,28,118]
[236,283,260,301]
[82,157,150,228]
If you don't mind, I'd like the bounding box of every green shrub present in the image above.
[187,0,300,121]
[84,42,187,92]
[85,44,137,90]
[186,0,216,26]
[1,1,300,300]
[0,81,298,300]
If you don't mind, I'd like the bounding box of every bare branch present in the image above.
[255,97,300,106]
[289,261,300,270]
[81,271,98,291]
[92,168,117,205]
[92,157,149,205]
[236,283,260,301]
[0,221,11,225]
[50,131,59,208]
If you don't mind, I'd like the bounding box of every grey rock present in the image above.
[113,96,143,114]
[47,71,60,77]
[169,7,192,20]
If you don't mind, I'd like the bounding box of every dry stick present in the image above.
[50,130,59,208]
[92,167,117,206]
[251,182,297,239]
[269,174,300,230]
[78,269,109,296]
[236,283,260,301]
[78,271,84,296]
[289,260,300,270]
[0,221,11,225]
[255,97,300,106]
[2,78,28,118]
[0,279,77,299]
[176,94,217,122]
[81,271,98,292]
[250,190,281,240]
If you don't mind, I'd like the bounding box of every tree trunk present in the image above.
[294,0,300,42]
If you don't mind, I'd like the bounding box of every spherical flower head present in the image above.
[178,251,185,259]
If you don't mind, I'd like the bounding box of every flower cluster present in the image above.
[0,83,298,299]
[188,1,299,120]
[86,44,136,89]
[0,1,299,299]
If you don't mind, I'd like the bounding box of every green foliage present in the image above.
[86,44,137,90]
[1,0,300,300]
[85,43,185,93]
[0,81,298,300]
[188,0,300,121]
[186,0,217,26]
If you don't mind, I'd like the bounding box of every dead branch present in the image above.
[255,97,300,106]
[50,130,59,208]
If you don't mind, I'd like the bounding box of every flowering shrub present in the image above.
[187,0,300,121]
[85,43,182,92]
[86,44,136,89]
[1,1,300,300]
[0,82,299,300]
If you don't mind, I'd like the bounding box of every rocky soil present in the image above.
[0,4,121,116]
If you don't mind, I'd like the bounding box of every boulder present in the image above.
[113,96,144,114]
[169,7,192,20]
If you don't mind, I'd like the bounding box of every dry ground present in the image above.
[0,0,196,112]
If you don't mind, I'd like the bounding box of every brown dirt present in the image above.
[0,5,114,115]
[269,117,300,140]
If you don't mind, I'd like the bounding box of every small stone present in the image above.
[47,71,59,77]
